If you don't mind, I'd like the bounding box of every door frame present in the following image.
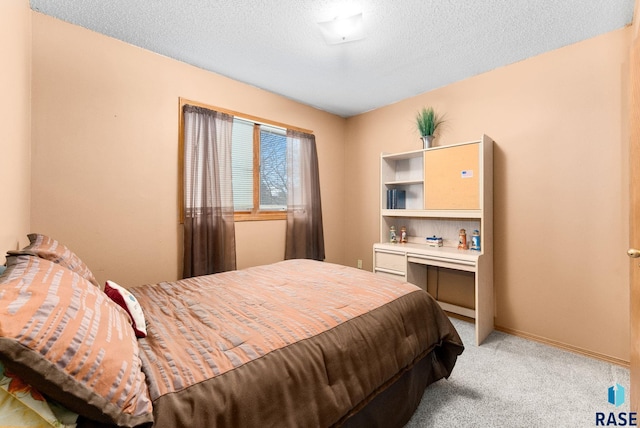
[630,0,639,411]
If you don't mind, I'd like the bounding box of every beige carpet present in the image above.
[405,317,630,428]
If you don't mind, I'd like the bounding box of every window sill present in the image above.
[234,212,287,222]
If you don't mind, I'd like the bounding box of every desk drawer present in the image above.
[374,250,406,273]
[407,253,476,273]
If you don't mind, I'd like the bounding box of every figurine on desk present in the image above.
[458,228,467,250]
[470,229,481,251]
[400,226,407,243]
[390,226,398,243]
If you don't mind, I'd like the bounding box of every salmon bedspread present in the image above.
[130,259,463,428]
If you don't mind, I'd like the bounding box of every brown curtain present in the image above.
[285,130,325,261]
[182,105,236,277]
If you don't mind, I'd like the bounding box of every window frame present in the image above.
[178,97,313,223]
[234,121,286,222]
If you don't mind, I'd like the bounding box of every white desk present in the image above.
[373,242,493,345]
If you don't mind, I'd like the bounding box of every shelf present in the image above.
[381,209,482,219]
[381,140,483,161]
[381,149,424,161]
[384,180,423,186]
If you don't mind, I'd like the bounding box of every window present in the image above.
[232,118,287,221]
[179,98,314,224]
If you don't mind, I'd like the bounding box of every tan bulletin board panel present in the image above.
[424,143,480,209]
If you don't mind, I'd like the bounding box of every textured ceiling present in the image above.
[30,0,635,117]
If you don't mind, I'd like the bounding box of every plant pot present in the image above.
[422,135,434,149]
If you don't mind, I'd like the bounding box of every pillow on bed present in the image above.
[9,233,100,288]
[0,360,78,427]
[104,280,147,338]
[0,254,153,427]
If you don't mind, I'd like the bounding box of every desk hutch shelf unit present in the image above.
[373,135,494,345]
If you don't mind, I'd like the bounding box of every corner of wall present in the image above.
[0,0,32,264]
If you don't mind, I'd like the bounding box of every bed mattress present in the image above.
[129,259,463,427]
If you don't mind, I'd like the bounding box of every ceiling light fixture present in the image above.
[318,13,364,45]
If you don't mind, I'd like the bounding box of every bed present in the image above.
[0,234,463,428]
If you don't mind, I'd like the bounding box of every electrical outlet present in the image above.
[357,259,362,269]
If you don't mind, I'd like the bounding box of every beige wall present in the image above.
[0,0,31,263]
[30,12,346,286]
[28,10,632,360]
[345,28,631,361]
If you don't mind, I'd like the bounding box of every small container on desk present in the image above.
[426,236,443,247]
[470,229,481,251]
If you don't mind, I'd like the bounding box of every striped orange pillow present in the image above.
[0,254,153,427]
[9,233,101,288]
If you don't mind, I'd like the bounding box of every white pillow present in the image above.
[104,280,147,338]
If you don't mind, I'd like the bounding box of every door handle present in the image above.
[628,249,640,258]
